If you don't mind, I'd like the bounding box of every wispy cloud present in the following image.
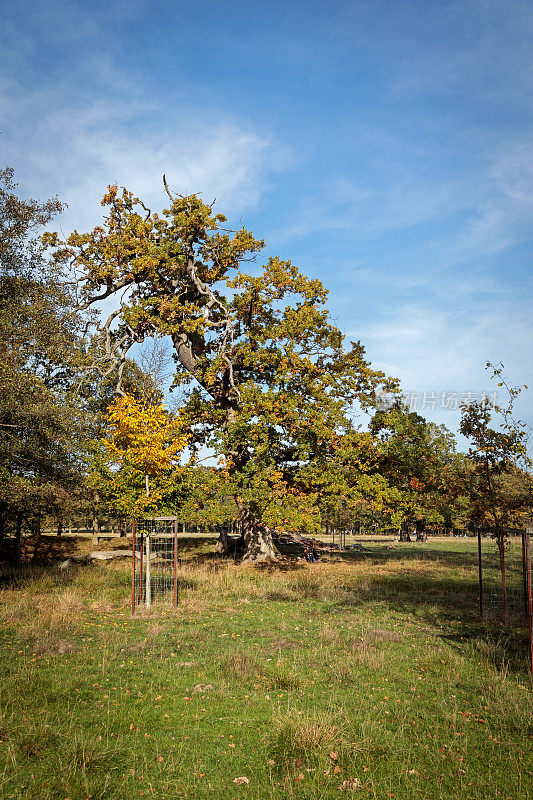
[356,297,533,418]
[0,3,283,231]
[2,0,531,441]
[2,84,278,232]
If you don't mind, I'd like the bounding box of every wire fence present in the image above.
[477,530,529,624]
[132,518,179,612]
[477,528,533,672]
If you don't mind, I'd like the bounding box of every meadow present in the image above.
[0,536,531,800]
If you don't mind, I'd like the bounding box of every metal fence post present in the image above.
[498,527,508,625]
[477,527,483,618]
[131,517,136,615]
[173,518,178,608]
[145,531,151,610]
[138,525,144,606]
[525,530,533,673]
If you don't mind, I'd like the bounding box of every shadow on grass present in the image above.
[341,537,525,571]
[323,570,531,674]
[340,542,480,569]
[0,535,91,565]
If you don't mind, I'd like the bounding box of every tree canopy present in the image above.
[0,168,88,554]
[50,183,398,560]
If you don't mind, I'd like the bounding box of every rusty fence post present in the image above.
[173,518,178,608]
[522,529,528,619]
[131,517,136,614]
[138,524,144,606]
[477,527,483,618]
[525,530,533,673]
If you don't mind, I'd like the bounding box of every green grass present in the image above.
[0,536,531,799]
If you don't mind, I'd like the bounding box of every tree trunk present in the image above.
[239,502,277,562]
[91,492,100,546]
[14,514,23,563]
[399,521,412,542]
[215,525,230,555]
[415,520,427,542]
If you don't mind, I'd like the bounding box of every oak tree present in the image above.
[51,183,397,560]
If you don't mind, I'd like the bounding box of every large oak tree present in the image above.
[51,183,397,560]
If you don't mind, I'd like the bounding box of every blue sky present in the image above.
[2,0,532,445]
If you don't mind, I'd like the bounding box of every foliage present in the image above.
[50,184,398,558]
[459,363,532,529]
[94,393,190,517]
[0,167,89,549]
[369,402,466,534]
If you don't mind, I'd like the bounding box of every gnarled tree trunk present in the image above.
[215,526,230,555]
[238,501,277,562]
[91,492,100,546]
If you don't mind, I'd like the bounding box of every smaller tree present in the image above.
[0,167,89,558]
[370,402,462,540]
[459,363,531,530]
[460,363,532,621]
[95,394,190,518]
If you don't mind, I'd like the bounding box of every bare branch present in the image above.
[138,200,152,222]
[163,174,175,202]
[76,277,133,311]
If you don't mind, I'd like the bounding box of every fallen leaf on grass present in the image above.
[329,751,339,761]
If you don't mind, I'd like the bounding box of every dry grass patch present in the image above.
[33,637,77,656]
[320,624,341,645]
[1,589,85,640]
[219,647,262,681]
[270,709,358,772]
[265,585,298,601]
[328,654,360,683]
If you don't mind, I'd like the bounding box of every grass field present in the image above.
[0,536,531,800]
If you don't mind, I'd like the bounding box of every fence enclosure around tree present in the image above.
[131,518,179,612]
[477,527,533,670]
[130,518,236,611]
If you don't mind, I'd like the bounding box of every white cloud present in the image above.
[0,2,282,234]
[460,139,533,255]
[354,297,533,435]
[2,84,277,232]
